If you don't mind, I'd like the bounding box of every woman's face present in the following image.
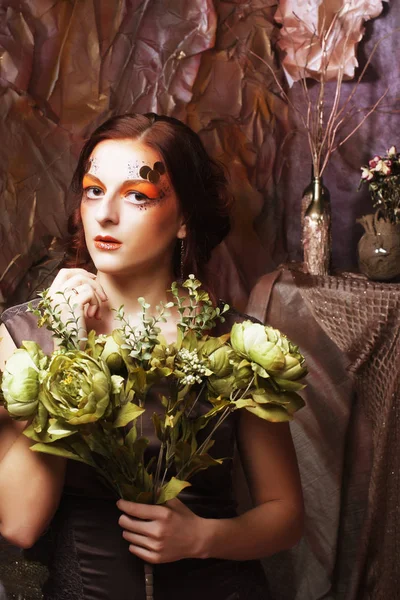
[80,138,186,277]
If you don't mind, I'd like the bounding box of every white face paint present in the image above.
[80,138,186,277]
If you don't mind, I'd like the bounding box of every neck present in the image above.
[96,265,175,318]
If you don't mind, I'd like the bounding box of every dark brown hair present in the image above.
[67,113,232,282]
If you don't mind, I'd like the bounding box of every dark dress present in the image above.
[1,302,270,600]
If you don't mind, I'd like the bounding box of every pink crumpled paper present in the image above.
[275,0,388,85]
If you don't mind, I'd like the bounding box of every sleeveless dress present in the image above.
[1,302,270,600]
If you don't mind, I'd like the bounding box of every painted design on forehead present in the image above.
[139,161,166,184]
[88,157,99,175]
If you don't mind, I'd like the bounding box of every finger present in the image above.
[80,287,102,318]
[164,498,184,510]
[57,268,97,283]
[117,500,167,521]
[128,545,161,564]
[65,276,108,302]
[51,269,97,290]
[86,303,98,319]
[122,531,160,552]
[118,514,158,537]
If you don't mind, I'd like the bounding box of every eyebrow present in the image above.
[82,174,160,188]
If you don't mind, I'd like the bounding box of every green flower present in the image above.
[101,335,124,373]
[40,351,112,425]
[207,373,236,398]
[230,321,307,383]
[0,341,48,420]
[207,346,253,397]
[207,345,232,378]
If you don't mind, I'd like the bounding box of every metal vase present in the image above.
[302,176,331,276]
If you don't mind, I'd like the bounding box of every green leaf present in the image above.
[245,403,292,422]
[47,419,77,438]
[30,443,92,464]
[178,453,222,481]
[181,330,198,352]
[125,424,137,447]
[152,412,164,441]
[272,377,306,392]
[251,362,270,379]
[113,403,145,427]
[83,431,111,457]
[156,477,191,504]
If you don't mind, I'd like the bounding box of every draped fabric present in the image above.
[247,267,400,600]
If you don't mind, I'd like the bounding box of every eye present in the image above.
[84,186,104,199]
[126,191,154,205]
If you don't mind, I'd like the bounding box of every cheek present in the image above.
[79,202,91,232]
[133,201,180,234]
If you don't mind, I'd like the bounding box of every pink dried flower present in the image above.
[361,167,374,181]
[375,160,392,175]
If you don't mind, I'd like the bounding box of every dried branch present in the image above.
[246,4,396,177]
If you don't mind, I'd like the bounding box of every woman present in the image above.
[0,113,304,600]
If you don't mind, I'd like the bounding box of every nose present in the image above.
[94,191,120,226]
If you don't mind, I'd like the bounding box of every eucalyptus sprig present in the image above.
[114,299,174,365]
[171,275,229,337]
[27,289,82,351]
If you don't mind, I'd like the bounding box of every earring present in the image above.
[180,239,185,282]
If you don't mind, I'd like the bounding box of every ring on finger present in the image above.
[71,288,79,296]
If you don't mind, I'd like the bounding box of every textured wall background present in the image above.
[0,1,398,311]
[0,0,288,311]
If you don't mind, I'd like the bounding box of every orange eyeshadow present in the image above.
[121,181,160,199]
[83,174,102,187]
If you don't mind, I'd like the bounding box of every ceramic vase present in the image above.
[357,209,400,281]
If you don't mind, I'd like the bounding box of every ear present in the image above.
[177,220,187,240]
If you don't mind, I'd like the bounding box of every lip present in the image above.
[93,236,122,251]
[94,235,122,243]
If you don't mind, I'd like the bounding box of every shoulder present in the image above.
[224,305,262,325]
[1,299,53,352]
[217,301,262,331]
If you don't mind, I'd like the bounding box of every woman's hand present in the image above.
[48,268,108,345]
[116,498,208,564]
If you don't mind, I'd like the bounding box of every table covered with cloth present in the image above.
[246,267,400,600]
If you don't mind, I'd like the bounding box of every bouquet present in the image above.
[0,276,307,505]
[359,145,400,224]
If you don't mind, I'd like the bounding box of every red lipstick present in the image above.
[94,235,122,251]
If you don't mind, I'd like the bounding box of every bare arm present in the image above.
[199,410,304,560]
[0,323,66,549]
[117,409,304,563]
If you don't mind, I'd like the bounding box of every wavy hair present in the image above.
[67,113,232,284]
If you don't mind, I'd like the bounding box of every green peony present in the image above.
[207,345,232,378]
[100,335,124,373]
[0,341,48,420]
[230,321,307,383]
[40,351,113,425]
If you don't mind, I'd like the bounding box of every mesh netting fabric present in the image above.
[293,270,400,600]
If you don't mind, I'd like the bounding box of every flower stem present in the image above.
[144,562,154,600]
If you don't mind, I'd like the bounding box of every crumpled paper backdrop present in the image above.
[275,0,388,86]
[1,0,393,312]
[0,0,287,311]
